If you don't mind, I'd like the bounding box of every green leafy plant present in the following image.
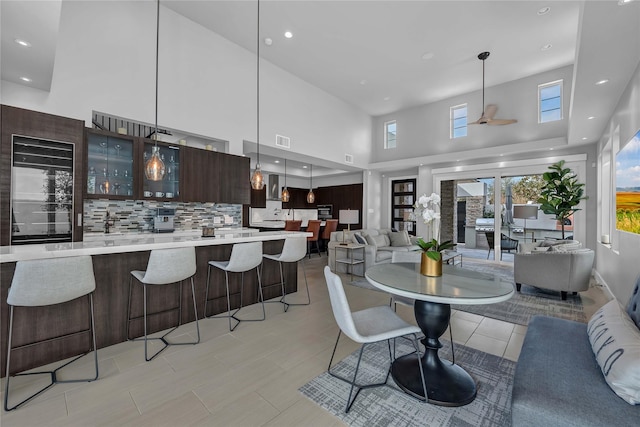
[537,160,588,239]
[416,238,455,261]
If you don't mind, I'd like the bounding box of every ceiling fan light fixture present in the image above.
[468,51,517,126]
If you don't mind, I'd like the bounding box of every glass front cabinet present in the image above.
[86,130,136,199]
[85,130,181,201]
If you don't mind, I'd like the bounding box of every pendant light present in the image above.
[145,0,166,181]
[306,164,315,203]
[281,159,290,202]
[250,0,265,190]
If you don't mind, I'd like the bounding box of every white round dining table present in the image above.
[365,262,514,406]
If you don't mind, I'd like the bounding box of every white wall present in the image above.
[0,1,371,168]
[371,66,573,163]
[596,61,640,304]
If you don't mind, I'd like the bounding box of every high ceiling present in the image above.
[2,1,640,178]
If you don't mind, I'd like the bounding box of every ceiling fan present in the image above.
[469,51,517,126]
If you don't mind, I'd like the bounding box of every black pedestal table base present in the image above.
[391,300,477,406]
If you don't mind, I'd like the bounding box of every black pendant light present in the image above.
[250,0,265,190]
[306,164,315,203]
[145,0,166,181]
[281,159,290,202]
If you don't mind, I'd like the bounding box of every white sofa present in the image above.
[327,228,420,275]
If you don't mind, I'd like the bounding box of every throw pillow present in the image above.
[533,246,550,252]
[549,242,582,252]
[587,299,640,405]
[539,239,560,248]
[365,234,389,248]
[389,230,411,247]
[353,233,367,245]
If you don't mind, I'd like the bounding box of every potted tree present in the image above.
[537,160,588,239]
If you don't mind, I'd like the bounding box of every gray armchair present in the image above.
[513,249,594,300]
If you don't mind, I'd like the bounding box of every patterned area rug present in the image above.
[300,340,514,427]
[350,258,586,326]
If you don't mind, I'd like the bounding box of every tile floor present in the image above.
[0,253,609,426]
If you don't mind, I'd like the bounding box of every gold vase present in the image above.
[420,252,442,277]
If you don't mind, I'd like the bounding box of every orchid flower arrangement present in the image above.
[411,192,455,261]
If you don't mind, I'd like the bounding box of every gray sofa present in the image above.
[512,277,640,426]
[514,243,594,300]
[327,228,419,275]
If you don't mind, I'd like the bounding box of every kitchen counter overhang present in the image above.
[0,230,310,263]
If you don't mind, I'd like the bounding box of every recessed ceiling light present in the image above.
[541,44,553,51]
[421,52,435,60]
[549,148,554,150]
[419,163,424,166]
[538,6,551,15]
[595,79,609,85]
[284,31,293,39]
[19,76,32,82]
[302,165,308,169]
[14,38,31,47]
[274,160,280,163]
[588,116,596,120]
[582,137,588,140]
[499,154,504,157]
[383,96,391,101]
[264,37,273,46]
[618,0,633,5]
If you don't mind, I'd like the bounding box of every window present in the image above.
[384,120,396,149]
[450,104,467,138]
[391,179,416,235]
[538,80,563,123]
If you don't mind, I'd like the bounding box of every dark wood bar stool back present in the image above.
[321,219,339,255]
[306,220,322,258]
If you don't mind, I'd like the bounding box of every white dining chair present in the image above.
[323,266,427,412]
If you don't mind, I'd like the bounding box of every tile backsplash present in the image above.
[83,199,242,234]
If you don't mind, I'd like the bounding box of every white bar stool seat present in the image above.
[126,247,200,361]
[4,256,99,411]
[262,236,309,311]
[205,241,264,331]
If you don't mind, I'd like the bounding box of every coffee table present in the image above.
[365,263,514,406]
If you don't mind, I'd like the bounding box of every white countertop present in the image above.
[0,230,311,263]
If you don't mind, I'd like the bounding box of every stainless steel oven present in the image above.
[317,204,333,220]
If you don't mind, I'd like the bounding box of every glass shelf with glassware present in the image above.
[86,130,136,198]
[142,140,180,200]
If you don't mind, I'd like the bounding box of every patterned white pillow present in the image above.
[587,299,640,405]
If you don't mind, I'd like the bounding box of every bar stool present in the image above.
[284,220,302,231]
[126,247,200,362]
[4,256,99,411]
[306,220,322,258]
[321,219,338,255]
[262,236,309,311]
[205,241,264,331]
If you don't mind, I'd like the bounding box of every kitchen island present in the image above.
[0,230,310,376]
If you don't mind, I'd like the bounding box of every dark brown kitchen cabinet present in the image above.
[179,147,249,204]
[1,105,85,245]
[180,146,216,202]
